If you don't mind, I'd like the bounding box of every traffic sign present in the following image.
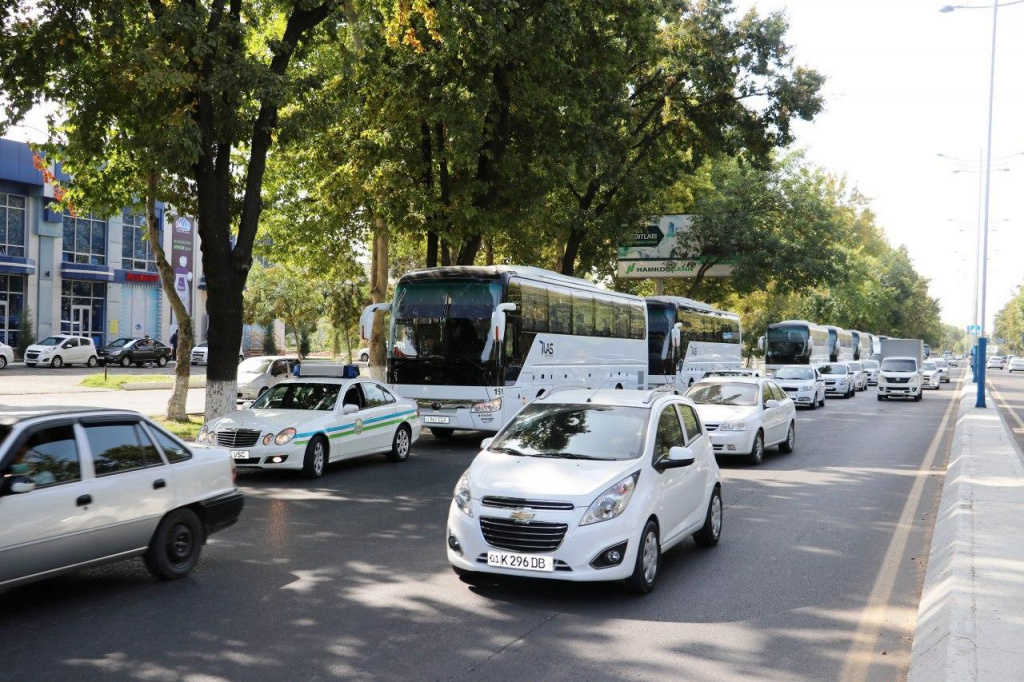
[967,324,981,336]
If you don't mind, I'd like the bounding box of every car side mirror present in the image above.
[343,403,359,415]
[8,476,36,494]
[480,437,494,451]
[765,399,781,409]
[658,446,695,471]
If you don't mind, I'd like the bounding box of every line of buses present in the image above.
[359,265,888,436]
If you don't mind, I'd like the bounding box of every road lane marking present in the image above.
[989,382,1024,433]
[838,375,962,682]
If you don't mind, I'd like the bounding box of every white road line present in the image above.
[838,375,962,682]
[989,382,1024,433]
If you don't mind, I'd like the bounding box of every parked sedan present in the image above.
[0,341,12,369]
[97,337,173,367]
[922,361,942,390]
[0,407,243,589]
[684,376,796,465]
[771,365,826,409]
[199,377,421,478]
[446,388,722,594]
[236,356,300,401]
[819,363,856,398]
[190,341,245,366]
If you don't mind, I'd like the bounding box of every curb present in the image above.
[908,386,1024,680]
[122,379,207,391]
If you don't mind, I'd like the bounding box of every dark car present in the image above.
[97,337,173,367]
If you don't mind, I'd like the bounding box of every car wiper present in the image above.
[492,446,526,457]
[529,452,602,461]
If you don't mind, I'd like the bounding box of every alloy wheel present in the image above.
[642,530,658,584]
[710,494,722,540]
[313,441,325,475]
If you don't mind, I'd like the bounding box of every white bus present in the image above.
[360,266,648,436]
[646,296,742,390]
[825,325,855,363]
[850,330,874,362]
[764,320,831,372]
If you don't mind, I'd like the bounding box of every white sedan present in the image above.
[1010,357,1024,373]
[922,361,943,390]
[199,377,421,478]
[1,407,243,589]
[771,365,826,409]
[684,376,797,465]
[0,340,12,369]
[931,357,952,383]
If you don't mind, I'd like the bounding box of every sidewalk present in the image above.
[909,386,1024,680]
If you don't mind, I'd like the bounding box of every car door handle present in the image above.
[153,479,166,490]
[76,494,92,507]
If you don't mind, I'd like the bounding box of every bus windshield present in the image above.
[646,303,675,375]
[390,279,503,386]
[766,326,808,365]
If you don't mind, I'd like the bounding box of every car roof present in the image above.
[243,355,299,361]
[693,376,763,385]
[0,407,141,427]
[535,388,687,409]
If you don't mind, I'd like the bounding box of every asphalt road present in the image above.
[0,372,964,681]
[985,367,1024,455]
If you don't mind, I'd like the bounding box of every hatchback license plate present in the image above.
[231,450,250,459]
[423,416,450,424]
[487,551,554,572]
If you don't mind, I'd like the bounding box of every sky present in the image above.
[7,1,1023,333]
[734,0,1024,334]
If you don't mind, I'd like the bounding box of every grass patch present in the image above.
[80,373,203,390]
[151,415,205,440]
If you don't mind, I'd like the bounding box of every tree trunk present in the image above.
[440,239,452,267]
[368,214,389,381]
[456,234,483,265]
[685,260,717,298]
[559,227,586,277]
[146,169,193,421]
[426,231,438,268]
[485,238,494,266]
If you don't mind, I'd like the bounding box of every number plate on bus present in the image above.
[487,552,554,572]
[423,416,450,424]
[230,450,250,459]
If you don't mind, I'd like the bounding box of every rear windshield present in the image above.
[881,358,917,372]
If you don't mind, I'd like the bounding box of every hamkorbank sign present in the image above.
[616,214,735,279]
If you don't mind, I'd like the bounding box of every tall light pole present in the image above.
[940,0,1023,407]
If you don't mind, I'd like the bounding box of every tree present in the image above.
[2,0,343,418]
[994,286,1024,355]
[243,263,324,358]
[15,305,35,359]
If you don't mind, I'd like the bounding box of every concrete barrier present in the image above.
[908,387,1024,680]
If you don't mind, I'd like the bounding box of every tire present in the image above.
[301,435,328,479]
[693,487,723,547]
[190,361,196,366]
[818,394,826,408]
[144,508,204,580]
[51,355,63,368]
[430,427,454,439]
[360,353,369,363]
[779,422,795,454]
[877,394,884,401]
[387,424,412,462]
[0,356,6,369]
[86,356,98,368]
[25,363,35,368]
[747,431,765,465]
[809,397,817,410]
[914,392,922,402]
[120,355,131,367]
[624,519,660,594]
[157,355,168,367]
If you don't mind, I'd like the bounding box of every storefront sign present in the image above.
[125,271,160,284]
[170,215,195,314]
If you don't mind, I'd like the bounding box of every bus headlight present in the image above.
[471,398,502,413]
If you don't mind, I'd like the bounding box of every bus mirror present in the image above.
[496,302,517,313]
[757,335,765,350]
[359,303,392,342]
[670,327,681,348]
[491,310,508,342]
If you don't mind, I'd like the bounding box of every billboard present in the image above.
[616,214,735,279]
[170,215,195,315]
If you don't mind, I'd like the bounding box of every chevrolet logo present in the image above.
[509,510,535,523]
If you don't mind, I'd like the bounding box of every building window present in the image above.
[0,274,26,347]
[60,279,106,346]
[0,192,27,258]
[62,212,107,265]
[121,211,157,272]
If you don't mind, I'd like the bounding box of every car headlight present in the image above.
[454,472,473,517]
[263,433,273,445]
[802,383,815,391]
[197,426,209,443]
[275,428,297,445]
[718,419,747,431]
[580,472,640,526]
[837,378,848,385]
[471,398,502,413]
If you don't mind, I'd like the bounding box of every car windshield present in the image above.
[489,403,649,461]
[251,383,341,410]
[819,364,848,375]
[923,362,937,371]
[38,336,62,346]
[881,358,917,372]
[108,338,134,348]
[239,358,275,374]
[774,367,814,380]
[862,361,879,369]
[685,382,759,406]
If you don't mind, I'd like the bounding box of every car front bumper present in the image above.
[878,384,920,396]
[709,429,756,456]
[446,502,642,582]
[229,442,307,471]
[782,388,818,406]
[824,382,850,395]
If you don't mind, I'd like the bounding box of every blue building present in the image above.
[0,138,207,350]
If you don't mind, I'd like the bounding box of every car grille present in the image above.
[479,516,568,553]
[887,377,910,384]
[704,423,720,432]
[191,352,204,362]
[481,496,574,511]
[26,351,39,360]
[712,444,724,452]
[214,429,262,448]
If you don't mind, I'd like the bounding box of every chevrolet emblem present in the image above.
[509,510,535,523]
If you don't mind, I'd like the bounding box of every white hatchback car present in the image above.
[684,376,797,465]
[200,377,421,478]
[0,407,243,589]
[846,361,869,391]
[922,361,943,390]
[771,365,826,409]
[446,388,722,594]
[0,340,12,369]
[24,335,99,368]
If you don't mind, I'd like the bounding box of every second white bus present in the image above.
[646,296,742,390]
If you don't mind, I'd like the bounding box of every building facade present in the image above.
[0,138,207,350]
